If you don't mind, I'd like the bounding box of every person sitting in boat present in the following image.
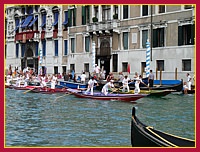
[101,79,115,96]
[122,75,130,92]
[183,82,189,94]
[85,76,98,95]
[134,74,143,94]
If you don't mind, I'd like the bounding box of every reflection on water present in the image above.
[5,89,195,147]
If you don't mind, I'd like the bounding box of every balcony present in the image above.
[15,30,39,42]
[87,20,120,34]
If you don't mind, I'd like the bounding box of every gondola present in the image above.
[131,107,195,147]
[66,88,148,102]
[118,89,175,97]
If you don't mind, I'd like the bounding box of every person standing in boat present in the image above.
[80,72,87,84]
[148,70,154,88]
[122,75,130,92]
[101,79,115,95]
[134,74,143,94]
[40,74,47,91]
[187,73,192,90]
[94,64,100,80]
[85,76,98,95]
[50,74,57,92]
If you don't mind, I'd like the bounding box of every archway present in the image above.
[97,39,111,78]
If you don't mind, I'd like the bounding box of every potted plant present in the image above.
[92,17,98,23]
[113,14,118,19]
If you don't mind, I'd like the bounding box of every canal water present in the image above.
[5,88,195,147]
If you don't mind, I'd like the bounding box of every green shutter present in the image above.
[68,9,71,27]
[178,26,183,46]
[73,8,76,26]
[82,6,86,25]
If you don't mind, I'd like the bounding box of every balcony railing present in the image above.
[87,20,120,33]
[15,30,39,42]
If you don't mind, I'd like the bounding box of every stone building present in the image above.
[5,5,195,81]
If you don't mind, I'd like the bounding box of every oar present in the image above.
[54,92,73,101]
[110,81,132,94]
[23,87,37,94]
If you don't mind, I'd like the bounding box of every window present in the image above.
[153,28,164,47]
[156,60,164,71]
[102,5,111,21]
[159,5,165,13]
[63,11,68,30]
[178,24,195,46]
[41,12,46,30]
[55,40,58,56]
[113,54,118,72]
[64,40,68,55]
[82,6,90,25]
[94,6,99,18]
[54,66,58,74]
[123,32,128,50]
[68,7,76,27]
[70,64,75,72]
[52,12,59,29]
[35,42,39,56]
[85,36,90,52]
[142,30,148,48]
[62,66,67,73]
[16,43,19,58]
[71,38,75,53]
[21,44,25,57]
[114,5,118,18]
[123,5,128,19]
[182,59,191,71]
[142,5,148,16]
[84,63,89,72]
[122,62,128,72]
[184,5,192,9]
[42,40,46,56]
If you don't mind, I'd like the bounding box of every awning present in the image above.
[52,12,59,26]
[21,15,33,28]
[28,17,38,27]
[62,11,68,25]
[13,19,25,32]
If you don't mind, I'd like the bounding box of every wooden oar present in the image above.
[23,87,37,94]
[54,92,73,101]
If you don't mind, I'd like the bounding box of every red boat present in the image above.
[8,85,41,90]
[66,88,148,102]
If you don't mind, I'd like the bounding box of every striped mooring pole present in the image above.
[146,39,150,77]
[38,49,43,75]
[92,41,96,70]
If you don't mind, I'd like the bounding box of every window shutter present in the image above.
[191,24,195,45]
[153,29,158,47]
[82,6,86,25]
[178,26,183,46]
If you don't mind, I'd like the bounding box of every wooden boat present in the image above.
[131,107,195,147]
[129,81,183,92]
[182,89,195,94]
[66,88,148,102]
[58,80,88,89]
[30,87,68,94]
[118,89,175,97]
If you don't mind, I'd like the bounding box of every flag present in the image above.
[127,64,130,74]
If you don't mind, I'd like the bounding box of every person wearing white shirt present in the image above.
[85,77,98,95]
[122,75,130,92]
[101,79,115,95]
[187,73,192,90]
[134,75,143,94]
[80,72,87,84]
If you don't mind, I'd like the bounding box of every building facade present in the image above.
[5,5,195,81]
